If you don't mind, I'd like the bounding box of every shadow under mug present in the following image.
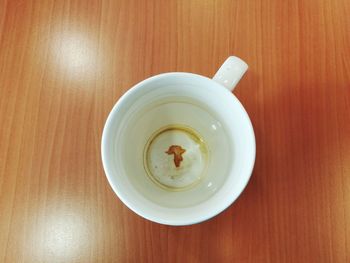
[101,56,255,225]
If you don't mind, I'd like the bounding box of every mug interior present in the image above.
[102,73,255,225]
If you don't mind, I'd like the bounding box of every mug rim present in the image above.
[101,72,256,225]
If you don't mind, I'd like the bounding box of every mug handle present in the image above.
[212,56,248,91]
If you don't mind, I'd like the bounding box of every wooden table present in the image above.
[1,0,350,262]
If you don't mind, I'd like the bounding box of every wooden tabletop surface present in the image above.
[1,0,350,262]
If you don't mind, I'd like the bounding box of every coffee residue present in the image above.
[165,145,186,167]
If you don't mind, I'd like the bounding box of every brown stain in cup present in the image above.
[165,145,186,167]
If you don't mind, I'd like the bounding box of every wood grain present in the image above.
[1,0,350,262]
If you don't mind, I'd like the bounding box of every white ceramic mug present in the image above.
[101,56,255,225]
